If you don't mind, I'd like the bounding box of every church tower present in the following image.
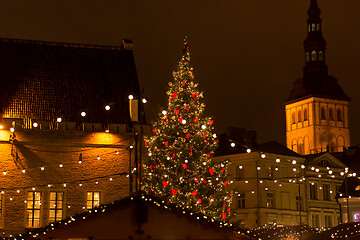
[285,0,351,155]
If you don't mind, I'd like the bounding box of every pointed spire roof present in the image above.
[286,0,350,103]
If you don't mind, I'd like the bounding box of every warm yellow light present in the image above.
[128,95,134,100]
[33,122,38,128]
[105,129,109,133]
[57,117,62,123]
[81,112,86,117]
[142,98,147,104]
[0,125,3,130]
[10,127,14,133]
[230,142,235,147]
[105,105,110,111]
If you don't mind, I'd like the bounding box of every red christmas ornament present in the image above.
[206,153,211,158]
[195,178,198,183]
[186,107,190,111]
[191,191,197,196]
[152,129,157,133]
[206,141,209,145]
[175,109,179,115]
[169,97,172,102]
[222,167,225,173]
[223,181,227,186]
[166,119,169,123]
[223,202,226,207]
[172,153,176,158]
[193,118,198,123]
[203,179,207,184]
[173,92,177,98]
[186,133,190,139]
[209,169,214,175]
[197,199,202,204]
[162,181,168,187]
[182,163,187,169]
[227,208,231,212]
[145,141,147,147]
[178,117,183,123]
[172,189,178,195]
[222,213,226,219]
[164,141,168,147]
[209,120,214,125]
[190,147,193,152]
[192,93,198,99]
[203,134,206,139]
[216,139,219,143]
[149,165,153,170]
[137,178,139,183]
[182,81,185,86]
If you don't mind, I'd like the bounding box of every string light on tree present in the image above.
[142,37,232,221]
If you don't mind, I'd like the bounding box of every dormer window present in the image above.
[311,51,317,61]
[318,51,324,61]
[321,107,326,120]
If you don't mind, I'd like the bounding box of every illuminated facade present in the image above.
[0,39,143,236]
[285,0,351,155]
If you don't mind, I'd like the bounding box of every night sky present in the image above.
[0,0,359,146]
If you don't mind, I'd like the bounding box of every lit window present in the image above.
[306,52,310,62]
[87,192,100,209]
[321,107,326,120]
[27,192,41,227]
[298,110,302,122]
[49,192,63,222]
[316,23,321,31]
[337,109,343,122]
[311,51,317,61]
[329,108,334,121]
[308,24,311,32]
[304,108,308,121]
[267,165,274,179]
[266,193,274,208]
[319,51,324,61]
[238,194,245,209]
[312,23,316,31]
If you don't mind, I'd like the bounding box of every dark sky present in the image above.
[0,0,359,146]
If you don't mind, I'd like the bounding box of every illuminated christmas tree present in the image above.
[142,37,232,221]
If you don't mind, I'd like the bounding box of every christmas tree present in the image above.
[142,37,232,221]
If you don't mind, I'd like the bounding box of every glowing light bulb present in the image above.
[182,120,186,124]
[162,110,167,115]
[81,112,86,117]
[142,98,147,104]
[230,143,235,147]
[276,158,280,163]
[105,105,110,111]
[201,125,206,130]
[292,160,296,164]
[246,148,251,153]
[0,125,3,130]
[33,122,38,128]
[213,134,217,138]
[10,127,14,133]
[128,95,134,100]
[261,154,266,158]
[57,117,62,123]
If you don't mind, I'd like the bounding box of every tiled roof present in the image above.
[0,38,141,124]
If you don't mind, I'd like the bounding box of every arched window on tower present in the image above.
[292,112,296,124]
[308,24,311,32]
[311,51,317,61]
[304,108,308,121]
[312,23,316,31]
[321,107,326,120]
[318,51,324,61]
[298,110,302,122]
[337,109,343,122]
[316,23,320,31]
[329,108,334,121]
[306,52,310,62]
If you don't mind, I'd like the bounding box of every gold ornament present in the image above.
[168,82,173,86]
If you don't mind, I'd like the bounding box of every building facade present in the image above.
[0,38,143,236]
[285,0,351,155]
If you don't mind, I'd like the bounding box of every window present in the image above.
[296,196,303,211]
[236,167,244,181]
[304,108,308,121]
[49,192,63,223]
[312,214,320,228]
[319,51,324,61]
[312,23,316,31]
[266,193,274,208]
[337,109,343,122]
[306,52,310,62]
[310,183,318,200]
[267,165,274,179]
[311,51,317,61]
[321,107,326,120]
[237,194,245,209]
[27,192,41,227]
[298,110,302,122]
[316,23,321,31]
[87,192,100,209]
[319,160,330,167]
[329,108,334,121]
[325,215,333,228]
[323,183,331,201]
[308,24,311,32]
[292,112,296,124]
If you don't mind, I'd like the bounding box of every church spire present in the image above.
[303,0,327,79]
